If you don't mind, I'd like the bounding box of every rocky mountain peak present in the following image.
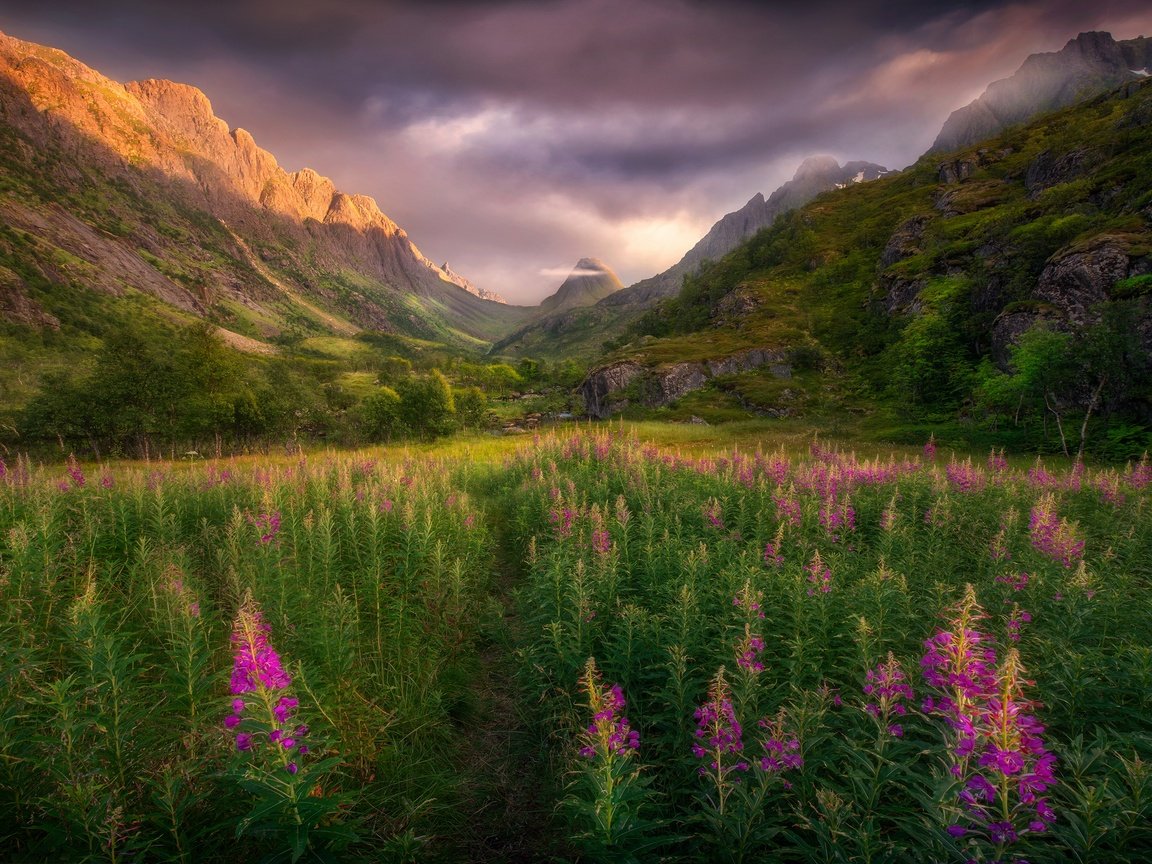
[931,31,1152,153]
[794,154,842,179]
[603,155,886,308]
[439,261,508,304]
[0,27,508,341]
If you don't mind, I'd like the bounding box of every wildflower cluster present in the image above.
[1028,495,1084,567]
[818,493,855,541]
[735,630,766,673]
[921,588,1056,855]
[805,551,832,596]
[762,524,784,566]
[577,658,639,759]
[226,598,309,773]
[945,458,986,493]
[692,670,748,778]
[995,571,1030,592]
[863,653,914,738]
[249,511,282,546]
[772,486,802,527]
[756,711,803,778]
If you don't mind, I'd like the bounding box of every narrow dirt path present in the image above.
[450,471,567,863]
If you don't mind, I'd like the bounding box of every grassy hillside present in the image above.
[597,79,1152,456]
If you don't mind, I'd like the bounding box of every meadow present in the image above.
[0,426,1149,863]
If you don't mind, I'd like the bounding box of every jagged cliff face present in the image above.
[537,257,623,314]
[931,31,1152,153]
[608,156,887,306]
[0,30,522,343]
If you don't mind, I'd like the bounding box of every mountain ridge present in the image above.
[0,29,524,347]
[931,30,1152,153]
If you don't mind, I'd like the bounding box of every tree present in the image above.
[361,387,404,441]
[397,370,456,439]
[454,386,489,431]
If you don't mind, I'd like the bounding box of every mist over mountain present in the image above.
[932,31,1152,153]
[537,257,623,315]
[610,156,888,307]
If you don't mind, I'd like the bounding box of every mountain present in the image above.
[489,156,886,359]
[0,29,528,353]
[579,75,1152,452]
[610,156,888,306]
[931,31,1152,153]
[440,261,507,304]
[537,257,623,314]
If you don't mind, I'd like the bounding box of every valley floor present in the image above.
[0,426,1149,862]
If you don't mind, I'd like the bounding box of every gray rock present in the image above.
[579,360,644,419]
[1035,238,1131,325]
[578,348,785,418]
[1025,148,1091,197]
[880,215,930,269]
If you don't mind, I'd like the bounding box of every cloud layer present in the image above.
[2,0,1151,302]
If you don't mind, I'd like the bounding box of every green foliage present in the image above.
[361,386,404,441]
[397,370,457,439]
[603,80,1152,443]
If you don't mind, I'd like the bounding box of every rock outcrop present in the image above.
[580,349,786,418]
[1033,237,1135,325]
[931,32,1152,153]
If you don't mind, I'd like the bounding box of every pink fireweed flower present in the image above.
[923,435,937,461]
[864,653,914,737]
[955,651,1057,849]
[763,523,785,566]
[692,669,747,780]
[702,499,725,531]
[772,486,802,528]
[1128,452,1151,489]
[226,596,311,769]
[995,572,1030,592]
[229,600,291,694]
[65,453,86,488]
[880,493,899,532]
[1007,605,1032,643]
[806,551,832,596]
[987,448,1009,474]
[248,511,282,546]
[591,528,612,555]
[733,581,766,620]
[757,710,803,774]
[921,586,999,770]
[818,493,855,542]
[577,658,639,760]
[1029,495,1084,567]
[735,627,766,674]
[945,457,986,493]
[548,506,576,538]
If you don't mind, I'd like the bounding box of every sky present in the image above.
[2,0,1151,304]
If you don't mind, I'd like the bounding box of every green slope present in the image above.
[586,79,1152,452]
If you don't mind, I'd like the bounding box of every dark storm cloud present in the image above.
[2,0,1151,301]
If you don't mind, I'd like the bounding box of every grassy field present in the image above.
[0,426,1149,862]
